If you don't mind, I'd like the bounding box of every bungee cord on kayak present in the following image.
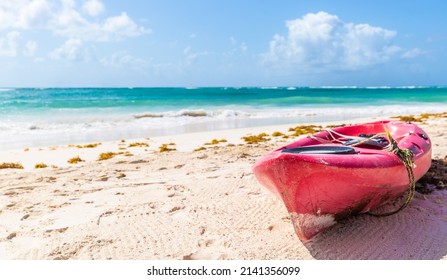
[309,128,417,217]
[367,130,416,217]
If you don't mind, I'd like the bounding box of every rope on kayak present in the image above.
[367,129,415,217]
[308,128,416,216]
[307,130,365,144]
[308,128,404,150]
[328,129,391,149]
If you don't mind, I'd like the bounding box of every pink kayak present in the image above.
[252,120,432,241]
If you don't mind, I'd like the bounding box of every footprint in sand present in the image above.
[97,211,114,225]
[182,248,227,260]
[20,214,30,220]
[169,206,185,213]
[198,239,214,248]
[4,191,17,196]
[6,232,17,240]
[98,175,109,181]
[116,173,126,179]
[45,227,68,234]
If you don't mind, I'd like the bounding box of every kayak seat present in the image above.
[281,146,357,155]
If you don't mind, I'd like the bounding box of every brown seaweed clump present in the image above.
[159,143,176,152]
[35,163,48,169]
[241,133,270,144]
[416,156,447,193]
[98,152,118,161]
[271,131,289,139]
[193,146,207,152]
[128,142,149,147]
[204,139,227,145]
[67,156,84,164]
[76,143,101,148]
[393,112,447,123]
[393,115,421,122]
[0,162,24,169]
[288,125,322,137]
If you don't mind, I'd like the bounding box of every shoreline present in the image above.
[0,116,378,169]
[2,104,447,152]
[0,114,446,260]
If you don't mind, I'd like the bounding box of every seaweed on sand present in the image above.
[0,162,24,169]
[288,125,322,137]
[416,156,447,193]
[205,139,228,145]
[159,143,176,152]
[35,163,48,169]
[128,142,149,147]
[98,152,118,161]
[76,143,101,148]
[67,156,84,164]
[393,112,447,123]
[241,133,270,144]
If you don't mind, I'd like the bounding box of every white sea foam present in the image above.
[1,103,446,150]
[316,86,359,89]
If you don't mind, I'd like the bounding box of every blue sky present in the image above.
[0,0,446,87]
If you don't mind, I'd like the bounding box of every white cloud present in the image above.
[263,11,402,71]
[82,0,104,17]
[183,46,208,65]
[0,0,150,67]
[100,51,149,70]
[50,38,85,60]
[17,0,52,29]
[0,0,51,30]
[23,40,38,56]
[54,0,85,27]
[0,31,20,57]
[401,48,424,59]
[0,0,149,42]
[52,9,149,42]
[102,12,148,40]
[229,36,248,52]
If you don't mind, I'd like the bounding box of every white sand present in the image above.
[0,117,446,260]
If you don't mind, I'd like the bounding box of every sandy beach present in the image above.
[0,115,446,260]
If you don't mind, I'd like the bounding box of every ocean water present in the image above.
[1,87,446,150]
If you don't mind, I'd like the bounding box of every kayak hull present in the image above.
[252,120,432,241]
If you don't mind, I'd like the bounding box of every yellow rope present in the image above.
[368,129,415,217]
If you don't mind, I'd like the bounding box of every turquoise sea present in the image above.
[1,87,446,150]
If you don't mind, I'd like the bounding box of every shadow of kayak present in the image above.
[304,189,447,259]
